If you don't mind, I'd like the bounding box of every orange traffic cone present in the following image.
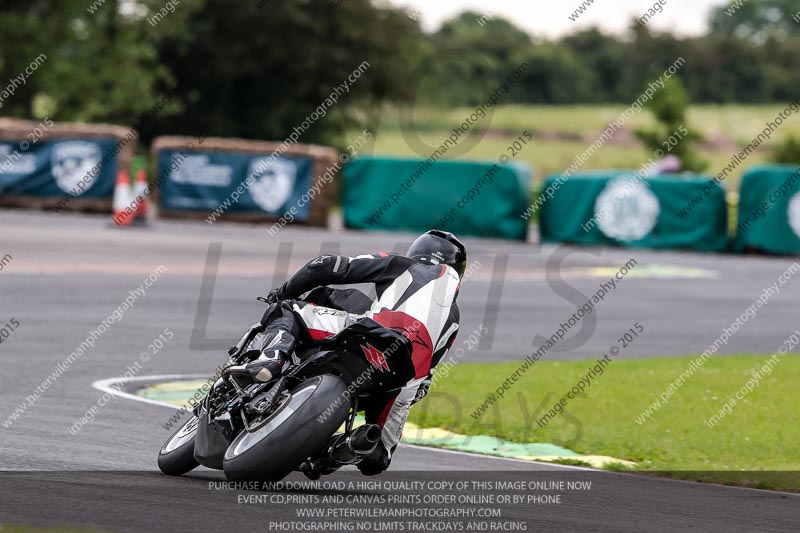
[112,170,135,227]
[132,168,149,224]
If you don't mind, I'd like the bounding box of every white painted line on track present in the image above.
[96,373,583,469]
[400,443,595,471]
[92,374,210,410]
[97,374,800,495]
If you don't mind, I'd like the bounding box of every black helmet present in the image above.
[407,230,467,278]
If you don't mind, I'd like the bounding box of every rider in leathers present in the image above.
[224,230,466,475]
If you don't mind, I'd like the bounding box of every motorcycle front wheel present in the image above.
[158,414,200,476]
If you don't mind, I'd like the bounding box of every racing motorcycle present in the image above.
[157,299,416,481]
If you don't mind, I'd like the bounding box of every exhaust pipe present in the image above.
[299,424,382,479]
[328,424,382,465]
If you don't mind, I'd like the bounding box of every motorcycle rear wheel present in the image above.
[222,374,351,481]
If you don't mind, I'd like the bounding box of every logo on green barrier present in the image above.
[595,177,659,241]
[52,141,102,195]
[171,155,233,186]
[0,143,36,174]
[248,157,296,212]
[789,192,800,238]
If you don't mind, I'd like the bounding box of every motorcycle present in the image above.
[157,300,416,481]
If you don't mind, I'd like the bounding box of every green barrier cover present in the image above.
[0,138,119,199]
[157,149,314,219]
[343,157,531,241]
[540,170,728,252]
[735,165,800,255]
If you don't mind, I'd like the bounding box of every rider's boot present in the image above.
[225,329,295,383]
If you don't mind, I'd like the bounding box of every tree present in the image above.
[635,78,707,172]
[515,44,598,104]
[560,29,631,102]
[417,12,534,107]
[0,0,196,123]
[709,0,800,42]
[771,136,800,164]
[150,0,426,146]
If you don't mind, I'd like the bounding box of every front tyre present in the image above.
[223,374,350,481]
[158,414,200,476]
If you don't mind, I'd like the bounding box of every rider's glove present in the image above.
[411,377,431,405]
[264,287,284,304]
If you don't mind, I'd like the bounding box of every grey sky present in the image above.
[385,0,731,38]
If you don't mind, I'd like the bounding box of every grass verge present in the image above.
[409,354,800,491]
[348,104,784,191]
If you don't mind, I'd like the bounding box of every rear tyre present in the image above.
[158,414,200,476]
[223,374,350,481]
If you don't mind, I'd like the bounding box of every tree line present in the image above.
[0,0,798,147]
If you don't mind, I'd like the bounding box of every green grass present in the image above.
[350,104,784,191]
[365,104,800,142]
[410,354,800,491]
[547,458,593,468]
[363,130,653,183]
